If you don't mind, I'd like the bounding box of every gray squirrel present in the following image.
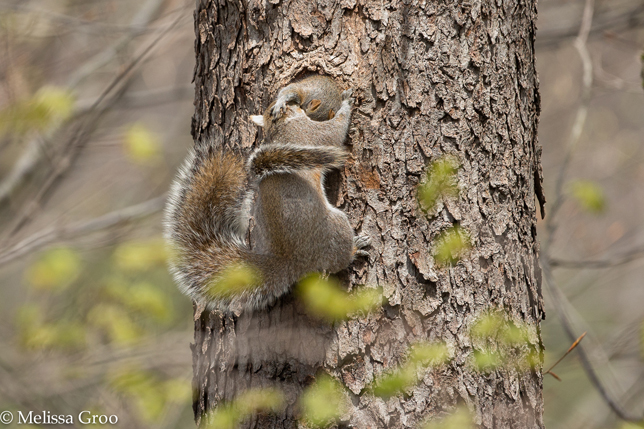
[164,77,369,314]
[270,74,344,121]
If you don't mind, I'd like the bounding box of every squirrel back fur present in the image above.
[165,81,364,314]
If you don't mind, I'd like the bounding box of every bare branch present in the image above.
[550,244,644,269]
[546,0,595,238]
[66,0,169,89]
[1,10,186,240]
[544,332,586,380]
[537,1,644,48]
[75,84,193,113]
[0,0,171,207]
[541,257,644,423]
[0,194,166,266]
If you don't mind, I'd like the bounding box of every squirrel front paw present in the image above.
[341,88,354,106]
[271,99,287,119]
[353,233,371,258]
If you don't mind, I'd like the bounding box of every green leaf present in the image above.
[25,247,81,291]
[87,304,140,345]
[297,274,383,322]
[126,282,173,323]
[108,367,165,423]
[123,123,162,164]
[205,388,285,429]
[113,239,167,272]
[235,388,284,416]
[409,343,450,366]
[163,379,193,405]
[470,313,504,339]
[472,349,503,373]
[206,406,238,429]
[418,156,460,212]
[372,342,449,398]
[50,321,87,350]
[0,86,74,135]
[372,366,417,398]
[434,226,471,266]
[500,322,530,346]
[421,407,474,429]
[205,263,261,299]
[569,180,606,213]
[300,375,346,428]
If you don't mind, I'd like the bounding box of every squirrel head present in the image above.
[250,103,309,142]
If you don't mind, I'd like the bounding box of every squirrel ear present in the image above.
[250,115,265,127]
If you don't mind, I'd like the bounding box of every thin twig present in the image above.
[66,0,169,89]
[0,3,168,34]
[75,84,193,113]
[537,2,644,47]
[540,0,644,422]
[545,0,595,238]
[541,257,644,422]
[544,332,586,380]
[550,244,644,269]
[0,194,166,266]
[0,0,170,206]
[1,10,186,240]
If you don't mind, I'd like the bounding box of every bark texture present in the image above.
[190,0,545,427]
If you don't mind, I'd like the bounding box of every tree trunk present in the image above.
[190,0,545,428]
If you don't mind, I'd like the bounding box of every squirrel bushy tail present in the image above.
[165,144,348,313]
[248,144,348,178]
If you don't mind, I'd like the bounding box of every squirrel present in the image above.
[270,75,344,122]
[164,82,369,314]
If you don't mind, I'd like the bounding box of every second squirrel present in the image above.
[165,81,368,314]
[270,75,344,121]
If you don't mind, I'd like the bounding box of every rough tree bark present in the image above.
[190,0,545,428]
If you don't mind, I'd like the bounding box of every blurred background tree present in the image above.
[0,0,643,428]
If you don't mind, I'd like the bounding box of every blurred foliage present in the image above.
[371,342,449,398]
[434,225,471,266]
[13,237,191,425]
[297,274,383,322]
[105,279,173,323]
[418,156,460,213]
[619,423,644,429]
[108,366,191,423]
[420,407,475,429]
[113,238,167,272]
[123,123,163,165]
[0,86,75,136]
[299,375,346,428]
[24,246,81,291]
[204,388,284,429]
[204,263,261,299]
[470,312,539,373]
[17,304,86,351]
[641,322,644,360]
[568,180,606,213]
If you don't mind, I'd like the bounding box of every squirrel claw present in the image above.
[341,88,355,108]
[353,234,371,258]
[271,101,286,119]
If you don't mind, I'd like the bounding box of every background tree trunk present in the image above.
[191,0,545,427]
